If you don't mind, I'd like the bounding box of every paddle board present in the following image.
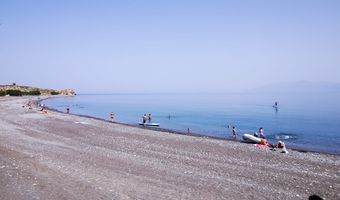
[139,122,160,127]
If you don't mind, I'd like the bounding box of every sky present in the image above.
[0,0,339,93]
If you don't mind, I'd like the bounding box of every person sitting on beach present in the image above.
[42,108,48,114]
[40,104,45,111]
[277,141,288,153]
[260,138,268,145]
[27,101,33,109]
[148,114,152,123]
[232,126,237,139]
[259,127,265,138]
[277,141,284,148]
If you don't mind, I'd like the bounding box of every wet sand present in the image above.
[0,96,339,200]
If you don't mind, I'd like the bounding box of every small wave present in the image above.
[267,133,298,140]
[74,121,90,125]
[165,115,178,119]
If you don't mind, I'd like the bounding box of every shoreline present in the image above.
[39,96,339,156]
[1,96,339,199]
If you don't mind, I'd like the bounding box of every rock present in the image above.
[59,89,76,96]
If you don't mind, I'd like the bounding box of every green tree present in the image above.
[28,90,41,95]
[6,90,22,96]
[51,91,60,95]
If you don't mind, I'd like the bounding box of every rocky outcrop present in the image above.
[59,89,76,96]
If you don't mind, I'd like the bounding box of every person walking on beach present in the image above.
[232,126,237,139]
[259,127,265,138]
[110,112,115,122]
[66,107,70,114]
[148,113,152,123]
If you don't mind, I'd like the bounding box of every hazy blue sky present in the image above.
[1,0,339,93]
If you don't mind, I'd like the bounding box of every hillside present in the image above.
[0,85,76,96]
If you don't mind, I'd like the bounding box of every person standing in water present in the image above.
[110,112,115,122]
[259,127,265,138]
[148,114,152,123]
[143,114,147,126]
[66,107,70,114]
[232,126,237,139]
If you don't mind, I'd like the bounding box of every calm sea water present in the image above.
[43,93,340,154]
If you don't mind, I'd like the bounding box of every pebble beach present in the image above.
[0,96,339,200]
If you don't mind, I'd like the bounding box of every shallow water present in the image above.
[43,93,340,154]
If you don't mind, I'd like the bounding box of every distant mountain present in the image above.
[249,81,340,94]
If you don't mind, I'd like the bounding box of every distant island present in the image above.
[0,84,76,96]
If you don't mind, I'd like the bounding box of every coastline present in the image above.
[40,96,339,156]
[1,96,339,199]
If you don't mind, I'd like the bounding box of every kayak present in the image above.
[242,133,261,144]
[138,122,160,127]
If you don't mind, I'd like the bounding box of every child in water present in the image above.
[259,127,265,138]
[232,126,237,139]
[110,112,115,122]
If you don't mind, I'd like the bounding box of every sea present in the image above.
[42,92,340,155]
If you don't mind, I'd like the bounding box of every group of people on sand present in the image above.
[231,126,287,153]
[22,101,33,109]
[23,101,48,113]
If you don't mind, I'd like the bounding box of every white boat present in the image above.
[139,122,160,127]
[242,133,261,143]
